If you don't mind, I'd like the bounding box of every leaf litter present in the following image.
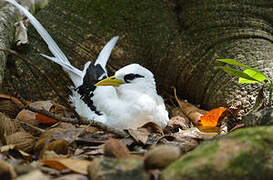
[0,88,244,179]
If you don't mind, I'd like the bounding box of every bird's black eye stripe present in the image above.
[124,73,144,83]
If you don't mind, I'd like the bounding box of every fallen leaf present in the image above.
[17,101,74,125]
[174,127,218,139]
[0,144,32,160]
[0,112,22,141]
[167,115,192,130]
[198,105,241,132]
[141,122,163,134]
[35,113,57,124]
[0,94,25,109]
[173,87,206,125]
[199,107,227,127]
[0,94,25,119]
[52,128,84,143]
[128,128,149,144]
[40,158,92,174]
[42,140,69,155]
[5,132,36,152]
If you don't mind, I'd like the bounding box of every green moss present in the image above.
[161,126,273,180]
[227,126,273,148]
[165,140,220,177]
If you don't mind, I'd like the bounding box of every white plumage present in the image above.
[5,0,169,129]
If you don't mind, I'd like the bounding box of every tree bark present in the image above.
[1,0,273,111]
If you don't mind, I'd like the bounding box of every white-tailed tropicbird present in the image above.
[5,0,169,129]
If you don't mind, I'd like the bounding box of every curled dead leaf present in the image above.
[5,132,36,152]
[165,115,192,133]
[35,128,67,155]
[141,122,163,134]
[40,158,92,174]
[0,94,24,118]
[0,113,22,142]
[0,144,32,160]
[173,87,206,126]
[128,128,149,145]
[174,127,218,139]
[42,140,69,155]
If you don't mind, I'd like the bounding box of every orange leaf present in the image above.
[40,158,92,174]
[35,113,57,124]
[199,107,227,127]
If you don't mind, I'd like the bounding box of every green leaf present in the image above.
[238,78,260,84]
[216,59,251,69]
[215,66,259,82]
[238,69,267,83]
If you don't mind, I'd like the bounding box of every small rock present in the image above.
[0,160,16,180]
[144,144,181,169]
[104,138,130,158]
[87,157,147,180]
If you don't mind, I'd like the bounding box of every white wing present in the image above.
[5,0,82,85]
[94,36,119,76]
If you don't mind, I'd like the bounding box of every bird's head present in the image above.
[95,64,156,93]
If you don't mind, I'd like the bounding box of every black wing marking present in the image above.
[76,63,107,115]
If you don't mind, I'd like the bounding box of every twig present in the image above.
[25,104,81,124]
[15,117,45,134]
[0,48,83,123]
[16,95,127,137]
[26,104,127,137]
[88,119,128,137]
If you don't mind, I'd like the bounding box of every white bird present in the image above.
[5,0,169,129]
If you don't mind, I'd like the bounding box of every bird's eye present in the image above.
[124,73,144,83]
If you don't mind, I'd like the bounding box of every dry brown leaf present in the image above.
[104,138,130,158]
[17,101,74,125]
[0,144,32,160]
[174,127,218,139]
[40,158,92,174]
[173,87,207,126]
[0,94,25,109]
[128,128,149,144]
[42,140,69,155]
[168,115,192,130]
[141,122,163,134]
[0,94,25,119]
[5,132,36,152]
[35,128,77,157]
[0,113,22,142]
[51,128,84,144]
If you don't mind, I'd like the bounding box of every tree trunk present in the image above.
[1,0,273,111]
